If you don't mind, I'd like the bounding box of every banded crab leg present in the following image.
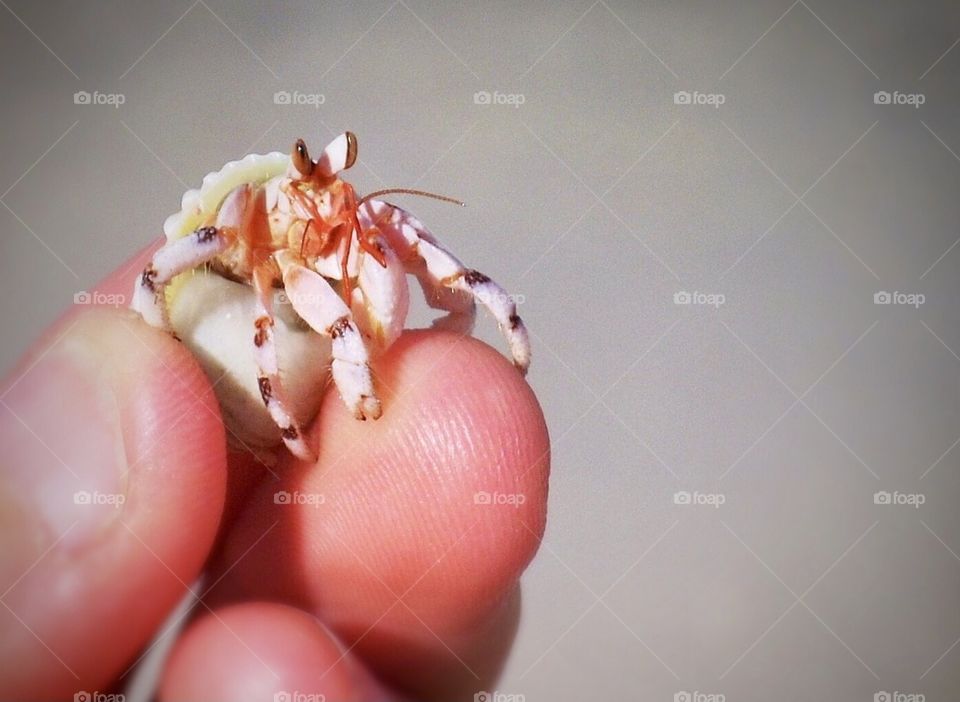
[132,226,230,330]
[359,200,530,373]
[412,264,476,335]
[274,250,382,421]
[251,264,315,462]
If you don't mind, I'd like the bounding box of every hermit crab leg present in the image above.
[274,250,382,421]
[410,263,476,335]
[132,226,230,330]
[358,200,475,335]
[360,200,530,374]
[424,254,530,374]
[251,264,315,462]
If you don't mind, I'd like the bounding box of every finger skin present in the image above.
[0,308,227,700]
[159,602,393,702]
[207,330,550,700]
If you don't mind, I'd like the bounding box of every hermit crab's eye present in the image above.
[344,131,358,170]
[292,138,314,176]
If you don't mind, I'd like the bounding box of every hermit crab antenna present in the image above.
[292,138,314,176]
[358,188,465,207]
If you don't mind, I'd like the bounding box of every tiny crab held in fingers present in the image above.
[131,132,531,462]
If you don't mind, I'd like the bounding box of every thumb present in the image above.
[0,308,227,700]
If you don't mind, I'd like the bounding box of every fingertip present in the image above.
[364,330,551,603]
[159,602,391,702]
[209,330,550,697]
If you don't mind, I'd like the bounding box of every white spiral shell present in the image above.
[163,151,289,241]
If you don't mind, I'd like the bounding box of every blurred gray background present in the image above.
[2,1,959,700]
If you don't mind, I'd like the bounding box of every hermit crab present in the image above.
[131,132,530,461]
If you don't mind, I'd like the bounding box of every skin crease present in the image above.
[0,242,550,702]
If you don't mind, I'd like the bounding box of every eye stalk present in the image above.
[292,138,314,176]
[344,131,358,170]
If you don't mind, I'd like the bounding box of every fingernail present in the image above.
[1,322,129,555]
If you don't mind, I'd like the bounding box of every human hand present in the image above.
[0,243,550,702]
